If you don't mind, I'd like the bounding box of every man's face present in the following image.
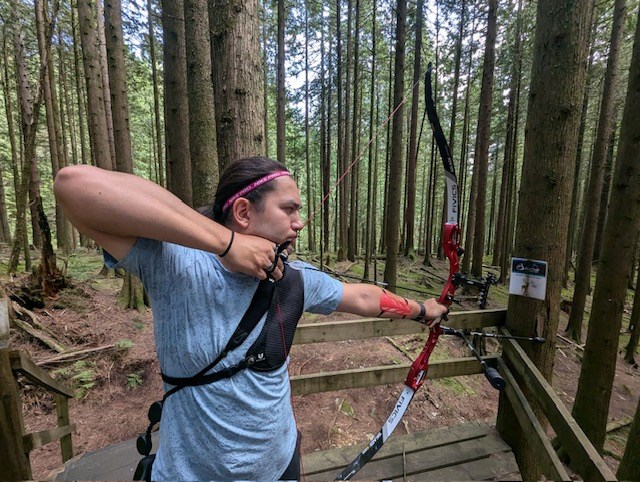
[245,176,304,245]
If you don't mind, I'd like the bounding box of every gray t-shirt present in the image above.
[104,238,343,480]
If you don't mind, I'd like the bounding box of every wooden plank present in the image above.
[354,432,511,480]
[9,350,74,398]
[303,422,493,476]
[56,394,74,462]
[0,298,9,341]
[291,355,499,396]
[497,358,570,481]
[0,298,32,479]
[305,426,511,480]
[22,423,76,452]
[500,329,616,482]
[403,451,522,481]
[294,309,506,345]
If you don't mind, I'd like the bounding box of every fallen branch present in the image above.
[36,344,116,365]
[557,333,585,351]
[606,417,633,433]
[385,336,415,361]
[12,317,67,353]
[12,302,60,340]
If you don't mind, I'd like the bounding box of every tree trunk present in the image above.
[104,0,150,311]
[566,0,626,343]
[276,0,285,164]
[162,0,193,205]
[618,393,640,479]
[493,0,523,270]
[592,122,616,264]
[105,0,133,174]
[470,0,497,278]
[572,4,640,451]
[184,0,218,208]
[564,20,597,287]
[71,4,89,167]
[363,0,377,279]
[347,0,361,262]
[403,0,424,258]
[304,4,314,252]
[209,0,265,171]
[147,0,164,187]
[495,0,593,478]
[77,0,113,170]
[96,0,116,165]
[625,270,640,365]
[36,0,72,253]
[383,0,407,292]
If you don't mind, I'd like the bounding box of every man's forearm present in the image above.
[54,165,231,255]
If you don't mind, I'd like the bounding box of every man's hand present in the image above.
[422,298,449,327]
[220,232,284,281]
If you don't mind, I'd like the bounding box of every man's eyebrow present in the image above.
[282,200,302,209]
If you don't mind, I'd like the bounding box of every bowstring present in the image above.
[304,76,422,229]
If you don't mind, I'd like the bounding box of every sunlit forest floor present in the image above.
[1,245,638,479]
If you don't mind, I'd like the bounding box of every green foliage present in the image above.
[127,371,144,389]
[55,360,97,399]
[116,339,135,350]
[435,377,476,396]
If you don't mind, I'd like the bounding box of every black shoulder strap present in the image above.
[161,278,275,397]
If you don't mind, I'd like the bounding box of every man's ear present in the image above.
[231,198,251,229]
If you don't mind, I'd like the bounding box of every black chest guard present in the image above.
[246,264,304,371]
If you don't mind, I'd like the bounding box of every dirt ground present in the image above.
[4,251,639,480]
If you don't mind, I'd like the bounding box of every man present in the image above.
[54,157,448,480]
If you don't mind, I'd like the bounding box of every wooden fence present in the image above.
[0,298,75,480]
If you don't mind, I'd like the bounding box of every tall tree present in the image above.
[184,0,218,207]
[618,393,640,479]
[104,0,148,311]
[77,0,112,170]
[571,0,640,453]
[470,0,498,278]
[162,0,193,205]
[147,0,164,187]
[209,0,265,170]
[493,0,523,270]
[495,0,594,479]
[96,0,116,164]
[566,0,626,343]
[276,0,285,163]
[383,0,407,291]
[104,0,133,174]
[37,0,72,253]
[403,0,424,257]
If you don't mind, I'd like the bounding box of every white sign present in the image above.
[509,258,548,300]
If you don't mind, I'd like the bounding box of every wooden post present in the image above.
[56,394,73,461]
[0,297,32,479]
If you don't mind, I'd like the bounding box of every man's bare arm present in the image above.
[54,165,281,280]
[337,283,447,322]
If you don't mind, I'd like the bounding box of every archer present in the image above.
[54,156,448,481]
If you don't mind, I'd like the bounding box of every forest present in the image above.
[1,0,640,479]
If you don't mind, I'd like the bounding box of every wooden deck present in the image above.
[303,422,521,481]
[53,422,519,481]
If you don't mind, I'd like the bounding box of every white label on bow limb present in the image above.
[381,386,415,441]
[509,258,548,300]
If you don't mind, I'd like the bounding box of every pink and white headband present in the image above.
[222,170,291,211]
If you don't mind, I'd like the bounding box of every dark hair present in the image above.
[199,156,289,226]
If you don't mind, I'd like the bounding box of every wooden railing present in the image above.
[498,329,616,481]
[290,309,505,396]
[290,309,616,481]
[0,298,75,479]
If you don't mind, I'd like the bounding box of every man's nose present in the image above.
[292,214,304,231]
